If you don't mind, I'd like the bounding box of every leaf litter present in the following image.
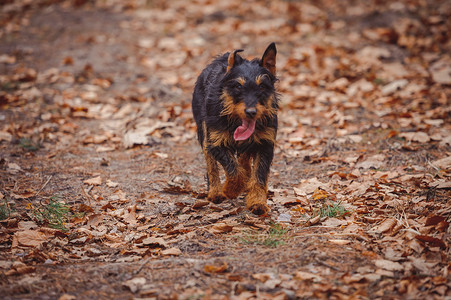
[0,0,450,299]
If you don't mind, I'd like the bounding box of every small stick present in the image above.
[134,257,151,275]
[35,175,52,198]
[81,185,94,206]
[314,258,341,272]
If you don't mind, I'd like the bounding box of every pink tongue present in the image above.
[234,119,256,141]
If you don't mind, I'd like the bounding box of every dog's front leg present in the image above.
[246,143,274,215]
[208,146,246,199]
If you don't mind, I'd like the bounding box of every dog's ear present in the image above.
[227,49,244,73]
[261,42,277,76]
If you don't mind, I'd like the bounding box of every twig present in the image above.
[35,175,52,198]
[133,257,151,275]
[81,185,94,206]
[294,232,368,242]
[427,159,440,172]
[314,258,341,272]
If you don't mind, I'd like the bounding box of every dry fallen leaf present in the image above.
[415,235,446,249]
[370,218,398,234]
[83,176,102,186]
[0,131,12,142]
[307,215,321,226]
[106,180,119,188]
[161,247,182,256]
[122,277,147,293]
[208,222,233,234]
[142,237,168,248]
[14,230,49,247]
[252,273,272,283]
[294,271,323,282]
[192,199,210,209]
[328,239,351,245]
[374,259,404,272]
[431,156,451,170]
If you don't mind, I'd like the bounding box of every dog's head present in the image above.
[220,43,278,141]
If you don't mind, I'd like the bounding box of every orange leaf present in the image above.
[204,262,228,273]
[312,188,328,201]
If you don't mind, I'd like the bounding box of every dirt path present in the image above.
[0,1,450,299]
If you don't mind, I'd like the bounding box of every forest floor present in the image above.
[0,0,450,299]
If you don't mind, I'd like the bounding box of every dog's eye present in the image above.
[259,84,268,92]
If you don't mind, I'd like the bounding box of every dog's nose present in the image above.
[245,107,257,119]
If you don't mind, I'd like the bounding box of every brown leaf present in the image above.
[342,273,365,284]
[83,176,102,186]
[87,214,104,227]
[328,239,351,245]
[374,259,404,271]
[18,221,38,230]
[370,218,398,234]
[161,247,181,256]
[252,273,272,282]
[5,265,36,276]
[14,230,49,247]
[0,131,12,142]
[192,200,210,209]
[431,156,451,170]
[142,237,168,248]
[425,215,446,226]
[58,294,77,300]
[307,215,321,226]
[62,56,74,65]
[208,222,233,234]
[226,274,242,281]
[78,203,94,213]
[415,235,446,249]
[294,271,323,282]
[122,277,146,293]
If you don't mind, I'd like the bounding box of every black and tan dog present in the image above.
[192,43,278,215]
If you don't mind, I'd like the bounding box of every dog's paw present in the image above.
[248,203,270,215]
[208,192,226,204]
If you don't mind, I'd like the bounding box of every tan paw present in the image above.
[208,192,226,204]
[248,203,270,215]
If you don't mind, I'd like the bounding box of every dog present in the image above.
[192,43,278,215]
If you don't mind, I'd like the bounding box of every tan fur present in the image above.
[253,127,276,145]
[209,130,234,148]
[237,77,246,86]
[223,165,247,199]
[246,154,270,215]
[238,153,252,180]
[202,122,225,203]
[255,74,269,86]
[219,92,236,117]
